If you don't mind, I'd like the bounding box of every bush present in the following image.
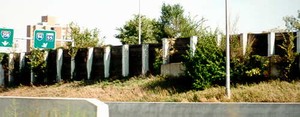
[229,35,269,84]
[184,33,271,90]
[27,49,47,84]
[273,32,299,80]
[231,55,269,84]
[183,33,226,90]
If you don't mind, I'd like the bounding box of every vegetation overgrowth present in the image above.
[0,75,299,102]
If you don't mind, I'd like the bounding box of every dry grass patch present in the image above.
[0,76,299,102]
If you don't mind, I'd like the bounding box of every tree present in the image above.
[68,22,101,48]
[283,10,300,31]
[115,15,160,44]
[115,3,206,44]
[157,3,206,39]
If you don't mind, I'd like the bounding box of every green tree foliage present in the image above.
[283,10,300,31]
[115,15,160,44]
[69,22,100,48]
[157,3,206,39]
[158,3,185,38]
[116,3,206,44]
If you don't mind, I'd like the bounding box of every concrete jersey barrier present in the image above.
[0,96,109,117]
[107,102,300,117]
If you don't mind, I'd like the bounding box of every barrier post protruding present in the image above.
[56,49,63,82]
[162,38,169,64]
[142,44,149,75]
[268,32,275,56]
[104,46,111,78]
[241,33,248,55]
[190,36,198,56]
[87,47,94,80]
[122,45,129,77]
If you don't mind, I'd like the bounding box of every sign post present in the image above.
[0,28,14,47]
[34,30,56,49]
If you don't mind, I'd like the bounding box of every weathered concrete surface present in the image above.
[161,63,185,76]
[0,96,109,117]
[107,102,300,117]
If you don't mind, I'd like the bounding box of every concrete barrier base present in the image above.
[161,63,185,76]
[0,96,109,117]
[107,102,300,117]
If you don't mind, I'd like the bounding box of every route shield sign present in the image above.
[34,30,56,49]
[0,28,14,47]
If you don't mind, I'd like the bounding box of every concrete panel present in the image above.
[161,63,185,76]
[0,96,109,117]
[61,49,71,81]
[148,44,162,75]
[107,102,300,117]
[169,38,190,63]
[128,45,142,76]
[91,47,105,80]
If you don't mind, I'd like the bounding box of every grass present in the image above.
[0,75,299,102]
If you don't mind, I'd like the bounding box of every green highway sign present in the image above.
[0,28,14,47]
[34,30,56,49]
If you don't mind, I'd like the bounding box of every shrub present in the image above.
[229,35,269,83]
[231,55,269,84]
[27,49,47,84]
[183,33,226,90]
[274,32,299,80]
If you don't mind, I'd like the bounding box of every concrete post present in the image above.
[56,49,63,82]
[297,31,300,73]
[297,31,300,53]
[241,33,248,55]
[142,44,149,75]
[162,38,169,64]
[87,47,94,80]
[30,70,34,84]
[217,34,222,46]
[104,46,111,78]
[70,57,75,80]
[19,52,25,71]
[122,45,129,77]
[8,53,14,85]
[190,36,198,56]
[44,51,49,61]
[0,64,4,86]
[44,51,49,83]
[268,32,275,56]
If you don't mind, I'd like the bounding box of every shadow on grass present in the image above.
[70,75,133,87]
[143,76,193,93]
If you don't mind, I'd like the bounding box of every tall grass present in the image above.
[0,76,299,102]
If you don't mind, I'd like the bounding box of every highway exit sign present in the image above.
[0,28,14,47]
[34,30,56,49]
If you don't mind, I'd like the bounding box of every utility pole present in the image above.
[225,0,231,99]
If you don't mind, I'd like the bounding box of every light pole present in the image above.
[138,0,141,44]
[225,0,231,99]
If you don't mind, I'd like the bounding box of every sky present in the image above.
[1,0,299,45]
